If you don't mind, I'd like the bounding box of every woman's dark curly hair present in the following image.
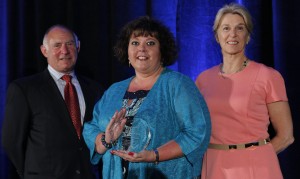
[113,16,178,67]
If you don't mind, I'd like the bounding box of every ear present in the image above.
[40,45,48,58]
[76,40,81,53]
[246,35,250,44]
[215,34,220,43]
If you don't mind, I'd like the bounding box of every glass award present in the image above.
[116,118,151,152]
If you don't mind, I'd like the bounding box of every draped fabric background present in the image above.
[0,0,299,178]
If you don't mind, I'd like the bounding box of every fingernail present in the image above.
[110,150,115,154]
[128,152,134,156]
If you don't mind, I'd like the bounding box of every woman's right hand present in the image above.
[95,108,127,154]
[105,108,127,143]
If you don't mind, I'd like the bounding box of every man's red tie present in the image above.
[61,75,81,139]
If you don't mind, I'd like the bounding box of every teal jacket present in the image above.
[83,68,211,178]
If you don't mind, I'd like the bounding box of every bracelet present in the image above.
[101,134,117,149]
[153,149,159,165]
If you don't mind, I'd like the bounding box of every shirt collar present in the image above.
[47,65,76,81]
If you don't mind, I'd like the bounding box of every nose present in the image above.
[60,44,69,54]
[229,29,237,37]
[138,43,146,51]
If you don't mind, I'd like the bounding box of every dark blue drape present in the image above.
[0,0,299,178]
[0,0,8,178]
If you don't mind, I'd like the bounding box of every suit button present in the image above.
[76,170,81,174]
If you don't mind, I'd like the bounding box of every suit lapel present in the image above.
[77,77,92,123]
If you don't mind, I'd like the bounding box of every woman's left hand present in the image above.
[111,150,155,163]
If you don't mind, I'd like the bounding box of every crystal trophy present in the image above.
[116,118,151,152]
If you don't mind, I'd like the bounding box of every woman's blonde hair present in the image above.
[213,3,253,40]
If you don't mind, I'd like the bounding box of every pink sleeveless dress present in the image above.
[196,61,287,179]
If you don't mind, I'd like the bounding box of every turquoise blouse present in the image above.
[83,68,211,178]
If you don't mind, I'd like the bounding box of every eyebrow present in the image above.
[130,37,158,41]
[52,40,75,44]
[221,23,246,26]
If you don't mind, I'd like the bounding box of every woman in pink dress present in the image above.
[195,3,294,179]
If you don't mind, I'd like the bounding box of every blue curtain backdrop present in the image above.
[0,0,299,178]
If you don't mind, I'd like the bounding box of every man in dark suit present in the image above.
[1,25,104,179]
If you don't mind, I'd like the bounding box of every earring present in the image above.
[128,60,131,67]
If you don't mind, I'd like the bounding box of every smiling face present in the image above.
[216,13,250,56]
[40,27,80,73]
[128,33,162,74]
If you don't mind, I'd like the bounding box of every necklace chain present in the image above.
[219,59,249,76]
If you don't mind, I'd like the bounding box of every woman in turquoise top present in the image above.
[83,16,211,179]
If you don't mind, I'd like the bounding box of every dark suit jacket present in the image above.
[2,69,104,179]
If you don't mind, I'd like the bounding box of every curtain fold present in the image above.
[0,0,8,178]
